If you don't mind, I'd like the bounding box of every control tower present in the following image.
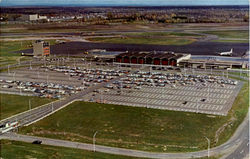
[33,40,50,57]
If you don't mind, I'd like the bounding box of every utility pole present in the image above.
[93,131,98,152]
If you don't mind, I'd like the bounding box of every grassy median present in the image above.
[0,94,55,120]
[88,36,196,45]
[201,30,249,43]
[201,30,249,39]
[87,31,202,45]
[0,140,143,159]
[19,80,249,152]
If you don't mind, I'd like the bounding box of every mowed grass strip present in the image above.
[0,40,34,57]
[0,140,144,159]
[201,30,249,39]
[212,39,249,43]
[0,40,56,67]
[0,94,55,120]
[20,82,249,152]
[88,36,196,45]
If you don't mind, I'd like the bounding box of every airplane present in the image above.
[218,48,233,56]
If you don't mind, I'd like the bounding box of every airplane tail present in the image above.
[230,48,233,53]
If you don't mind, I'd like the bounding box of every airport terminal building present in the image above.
[115,51,191,66]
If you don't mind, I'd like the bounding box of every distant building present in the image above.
[19,14,47,21]
[33,40,50,57]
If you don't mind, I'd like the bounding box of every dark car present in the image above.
[32,140,42,144]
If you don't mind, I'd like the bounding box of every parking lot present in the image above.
[0,65,127,99]
[83,71,242,116]
[0,63,243,116]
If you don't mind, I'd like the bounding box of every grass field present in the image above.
[0,41,32,66]
[20,81,249,153]
[124,32,203,37]
[201,30,249,43]
[88,36,196,45]
[0,140,144,159]
[229,72,250,78]
[212,39,249,43]
[0,40,56,67]
[0,94,54,120]
[87,31,202,45]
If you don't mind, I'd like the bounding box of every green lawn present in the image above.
[0,40,31,67]
[201,30,249,40]
[0,140,143,159]
[0,94,54,120]
[88,31,202,45]
[229,72,250,78]
[0,40,56,67]
[20,81,249,153]
[88,36,196,45]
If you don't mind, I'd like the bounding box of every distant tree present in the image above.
[107,12,113,20]
[9,14,21,21]
[243,14,249,22]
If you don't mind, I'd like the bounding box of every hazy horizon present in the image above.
[0,0,249,7]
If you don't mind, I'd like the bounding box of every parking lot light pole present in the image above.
[204,136,210,158]
[8,65,10,75]
[30,61,32,69]
[13,72,16,81]
[29,99,31,110]
[47,75,49,84]
[93,131,98,152]
[208,86,210,102]
[196,98,198,113]
[52,103,54,112]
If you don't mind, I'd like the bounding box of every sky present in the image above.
[0,0,249,6]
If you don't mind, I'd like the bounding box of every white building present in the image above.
[19,14,47,21]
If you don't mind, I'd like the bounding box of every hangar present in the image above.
[115,51,191,66]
